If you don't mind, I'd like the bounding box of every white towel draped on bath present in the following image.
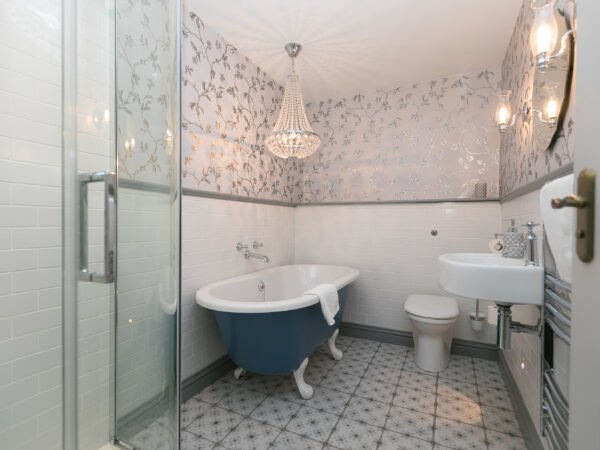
[305,283,339,326]
[540,174,575,283]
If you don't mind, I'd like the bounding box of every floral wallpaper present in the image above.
[500,0,576,197]
[181,9,301,203]
[116,0,578,203]
[116,0,179,185]
[300,71,501,202]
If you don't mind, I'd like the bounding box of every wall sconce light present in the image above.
[495,90,530,134]
[92,108,110,129]
[538,83,560,128]
[164,129,173,156]
[496,88,560,135]
[530,0,575,72]
[124,137,135,157]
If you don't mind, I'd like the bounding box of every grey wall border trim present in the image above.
[182,355,235,403]
[498,352,544,450]
[339,322,499,361]
[127,166,574,207]
[182,188,296,207]
[299,197,500,207]
[500,162,574,204]
[119,178,172,194]
[182,188,500,208]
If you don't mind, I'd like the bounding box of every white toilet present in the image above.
[404,294,459,372]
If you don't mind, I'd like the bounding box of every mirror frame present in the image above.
[534,10,575,151]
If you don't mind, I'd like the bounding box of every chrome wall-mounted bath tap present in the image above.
[236,240,269,262]
[244,250,270,263]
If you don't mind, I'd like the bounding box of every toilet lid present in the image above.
[404,294,459,319]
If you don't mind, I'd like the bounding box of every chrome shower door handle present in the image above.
[79,172,117,283]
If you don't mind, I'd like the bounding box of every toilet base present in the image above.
[408,313,456,373]
[414,331,451,372]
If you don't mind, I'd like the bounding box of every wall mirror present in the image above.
[531,11,574,152]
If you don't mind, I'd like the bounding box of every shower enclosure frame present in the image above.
[61,0,182,448]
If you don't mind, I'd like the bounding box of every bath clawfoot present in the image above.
[293,357,313,399]
[328,329,343,361]
[233,367,246,380]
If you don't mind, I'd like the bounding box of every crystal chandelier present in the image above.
[265,43,320,159]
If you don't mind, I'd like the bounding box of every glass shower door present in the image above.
[62,0,180,448]
[112,0,181,446]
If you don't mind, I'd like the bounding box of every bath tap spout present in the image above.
[244,250,270,263]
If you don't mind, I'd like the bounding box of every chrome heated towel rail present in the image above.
[542,229,571,450]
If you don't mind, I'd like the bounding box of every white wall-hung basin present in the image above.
[438,253,544,305]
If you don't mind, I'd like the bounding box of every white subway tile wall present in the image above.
[0,1,63,448]
[115,188,177,421]
[181,200,506,380]
[294,203,501,343]
[0,0,115,448]
[181,196,295,379]
[500,188,569,439]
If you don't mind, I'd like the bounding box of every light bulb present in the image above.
[92,108,110,129]
[535,24,554,54]
[495,90,513,133]
[545,99,558,119]
[530,0,559,70]
[124,137,135,157]
[497,106,509,125]
[542,82,560,127]
[164,129,173,155]
[544,97,559,127]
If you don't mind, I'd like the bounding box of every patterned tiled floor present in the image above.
[180,336,528,450]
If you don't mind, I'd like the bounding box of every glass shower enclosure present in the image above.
[62,0,180,448]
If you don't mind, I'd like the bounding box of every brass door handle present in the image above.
[551,194,587,209]
[551,169,595,263]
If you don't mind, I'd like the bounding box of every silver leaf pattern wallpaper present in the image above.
[181,10,301,203]
[300,72,501,202]
[181,0,577,204]
[500,0,576,197]
[116,0,179,185]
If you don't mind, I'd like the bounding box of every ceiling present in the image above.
[193,0,523,102]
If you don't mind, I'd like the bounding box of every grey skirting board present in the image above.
[182,355,235,403]
[339,321,499,361]
[498,352,544,450]
[182,322,499,402]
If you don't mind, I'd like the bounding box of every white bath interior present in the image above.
[196,265,359,312]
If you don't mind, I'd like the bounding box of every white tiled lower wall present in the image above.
[116,187,177,420]
[1,0,115,448]
[294,202,501,343]
[500,190,543,436]
[181,196,295,379]
[182,200,503,379]
[500,188,570,440]
[0,0,63,448]
[501,191,541,436]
